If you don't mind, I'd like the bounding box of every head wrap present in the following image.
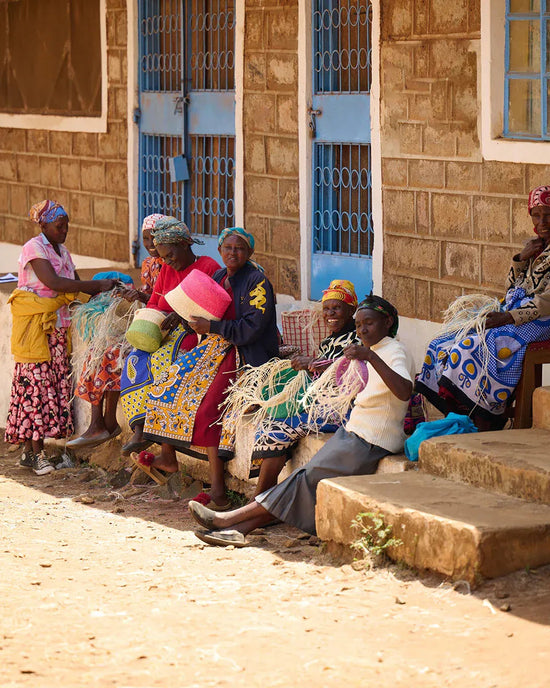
[151,216,204,246]
[528,186,550,215]
[322,279,358,307]
[29,200,68,226]
[357,295,399,338]
[218,227,255,251]
[141,213,166,233]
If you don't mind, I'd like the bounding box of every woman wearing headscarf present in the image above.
[119,216,220,453]
[67,214,166,449]
[5,201,118,475]
[217,279,360,496]
[416,185,550,430]
[187,295,415,547]
[134,227,279,509]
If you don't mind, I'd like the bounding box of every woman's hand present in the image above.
[343,343,372,361]
[121,288,148,304]
[517,237,545,261]
[95,278,119,293]
[291,354,314,371]
[161,312,182,332]
[188,316,211,335]
[485,311,514,329]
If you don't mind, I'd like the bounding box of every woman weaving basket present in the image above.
[416,185,550,430]
[217,279,360,496]
[67,214,165,449]
[119,217,220,453]
[132,227,279,510]
[187,295,415,547]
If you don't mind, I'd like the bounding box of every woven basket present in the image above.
[165,270,232,322]
[280,308,330,358]
[125,308,167,352]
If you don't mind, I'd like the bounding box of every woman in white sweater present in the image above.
[188,295,415,547]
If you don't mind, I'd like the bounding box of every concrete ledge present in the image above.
[533,386,550,431]
[418,429,550,504]
[315,472,550,584]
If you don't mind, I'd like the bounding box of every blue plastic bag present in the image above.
[404,412,478,462]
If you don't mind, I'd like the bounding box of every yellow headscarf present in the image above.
[321,279,358,307]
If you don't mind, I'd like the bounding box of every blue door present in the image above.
[310,0,373,301]
[137,0,235,264]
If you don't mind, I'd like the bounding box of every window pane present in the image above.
[509,20,541,72]
[510,0,540,12]
[0,0,101,116]
[508,78,541,134]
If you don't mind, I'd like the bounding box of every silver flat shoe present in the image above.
[194,529,248,547]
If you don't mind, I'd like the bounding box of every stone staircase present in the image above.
[315,386,550,584]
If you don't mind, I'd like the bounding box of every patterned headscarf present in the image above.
[322,279,358,307]
[528,186,550,215]
[357,295,399,338]
[29,200,68,226]
[218,227,255,251]
[141,213,166,233]
[151,216,204,246]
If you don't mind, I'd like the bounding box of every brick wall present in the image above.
[243,0,300,297]
[380,0,550,323]
[0,0,129,263]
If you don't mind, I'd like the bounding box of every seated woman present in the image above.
[187,296,415,546]
[120,217,220,453]
[68,214,165,449]
[135,227,279,509]
[218,279,360,497]
[416,185,550,431]
[6,200,118,474]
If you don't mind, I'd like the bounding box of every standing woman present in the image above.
[5,201,118,474]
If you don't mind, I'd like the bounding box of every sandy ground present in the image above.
[1,443,550,688]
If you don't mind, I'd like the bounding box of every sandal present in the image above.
[194,529,248,548]
[129,452,173,486]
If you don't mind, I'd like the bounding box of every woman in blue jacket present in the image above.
[134,228,278,508]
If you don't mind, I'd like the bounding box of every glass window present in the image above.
[0,0,101,117]
[504,0,550,139]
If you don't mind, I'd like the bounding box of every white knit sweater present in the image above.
[345,337,415,454]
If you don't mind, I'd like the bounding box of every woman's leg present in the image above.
[103,390,121,434]
[206,447,229,506]
[78,400,106,438]
[253,454,288,497]
[200,500,274,533]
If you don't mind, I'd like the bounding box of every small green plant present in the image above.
[226,489,248,507]
[350,511,402,568]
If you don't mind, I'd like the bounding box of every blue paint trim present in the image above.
[504,0,550,140]
[311,94,371,142]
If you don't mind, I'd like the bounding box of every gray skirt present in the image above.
[255,426,389,535]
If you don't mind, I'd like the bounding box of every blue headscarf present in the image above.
[29,200,68,225]
[217,227,255,250]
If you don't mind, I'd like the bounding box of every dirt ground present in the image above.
[1,442,550,688]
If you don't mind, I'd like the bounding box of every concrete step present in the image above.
[418,428,550,504]
[315,472,550,584]
[533,386,550,430]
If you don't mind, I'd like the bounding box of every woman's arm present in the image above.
[29,258,117,296]
[195,274,276,346]
[344,344,413,401]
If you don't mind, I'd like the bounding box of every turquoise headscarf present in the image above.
[218,227,264,272]
[217,227,255,250]
[152,216,205,246]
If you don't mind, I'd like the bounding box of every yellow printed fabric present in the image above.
[8,289,76,363]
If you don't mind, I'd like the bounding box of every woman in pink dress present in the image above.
[5,200,118,475]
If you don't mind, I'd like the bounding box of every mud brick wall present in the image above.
[380,0,550,323]
[243,0,300,297]
[0,0,129,262]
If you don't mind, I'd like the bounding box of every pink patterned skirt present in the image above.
[5,328,74,443]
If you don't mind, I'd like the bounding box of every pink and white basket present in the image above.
[165,270,232,322]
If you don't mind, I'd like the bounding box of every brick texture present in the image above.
[243,0,300,298]
[381,0,545,322]
[0,0,129,263]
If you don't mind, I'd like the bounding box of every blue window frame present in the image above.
[504,0,550,140]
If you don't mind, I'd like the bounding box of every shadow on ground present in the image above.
[2,438,550,628]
